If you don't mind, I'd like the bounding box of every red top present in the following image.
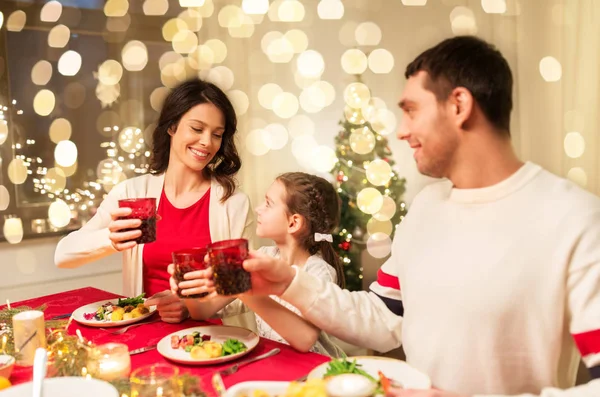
[142,188,212,297]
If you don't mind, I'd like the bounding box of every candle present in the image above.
[5,300,10,310]
[12,310,47,366]
[1,334,7,353]
[99,359,131,380]
[75,329,84,343]
[88,343,131,381]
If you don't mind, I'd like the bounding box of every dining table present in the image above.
[2,287,332,396]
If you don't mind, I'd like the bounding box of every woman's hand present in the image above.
[144,290,189,323]
[108,208,142,251]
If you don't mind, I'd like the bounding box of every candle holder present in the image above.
[31,218,47,234]
[87,342,131,381]
[130,363,181,397]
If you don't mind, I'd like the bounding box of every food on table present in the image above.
[323,357,377,382]
[322,357,388,395]
[170,331,247,359]
[0,376,11,391]
[239,379,327,397]
[83,294,149,321]
[326,374,377,397]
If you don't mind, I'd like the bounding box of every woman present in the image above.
[54,79,255,324]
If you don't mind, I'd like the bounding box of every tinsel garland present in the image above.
[1,306,207,397]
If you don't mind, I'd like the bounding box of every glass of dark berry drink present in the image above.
[207,238,251,296]
[118,198,157,244]
[172,247,209,299]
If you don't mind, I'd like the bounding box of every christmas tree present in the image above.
[331,80,408,291]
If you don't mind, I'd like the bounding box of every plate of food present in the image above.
[308,356,431,391]
[157,325,259,365]
[72,294,156,327]
[224,377,372,397]
[224,357,431,397]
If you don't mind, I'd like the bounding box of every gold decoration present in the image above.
[0,306,207,396]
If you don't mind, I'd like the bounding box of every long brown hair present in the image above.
[277,172,345,288]
[149,79,241,202]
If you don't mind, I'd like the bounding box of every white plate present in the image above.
[72,299,156,328]
[2,377,119,397]
[224,381,290,397]
[308,356,431,390]
[157,325,259,365]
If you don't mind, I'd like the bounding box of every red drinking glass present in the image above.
[118,198,157,244]
[207,238,251,296]
[172,247,209,299]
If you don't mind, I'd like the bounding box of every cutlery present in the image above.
[211,372,226,397]
[50,313,72,320]
[101,319,161,335]
[216,348,280,376]
[129,345,156,355]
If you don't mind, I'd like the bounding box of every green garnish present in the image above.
[323,358,377,383]
[117,293,145,308]
[222,339,247,356]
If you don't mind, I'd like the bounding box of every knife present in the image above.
[129,345,156,355]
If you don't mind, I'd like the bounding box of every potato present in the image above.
[111,307,125,321]
[253,391,271,397]
[190,346,210,359]
[137,304,149,314]
[203,341,223,358]
[123,312,133,320]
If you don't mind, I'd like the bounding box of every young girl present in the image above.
[55,79,255,325]
[170,172,345,357]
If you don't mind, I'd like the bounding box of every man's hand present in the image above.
[144,290,189,323]
[387,389,468,397]
[242,250,296,296]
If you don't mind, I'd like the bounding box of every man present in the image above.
[243,36,600,397]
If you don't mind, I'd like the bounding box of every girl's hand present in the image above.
[108,208,142,251]
[167,264,179,295]
[178,268,215,298]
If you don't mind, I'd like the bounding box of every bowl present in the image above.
[0,355,15,379]
[1,377,119,397]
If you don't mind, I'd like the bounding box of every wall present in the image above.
[0,236,122,302]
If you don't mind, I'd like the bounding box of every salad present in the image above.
[84,294,150,322]
[170,331,247,359]
[323,357,396,395]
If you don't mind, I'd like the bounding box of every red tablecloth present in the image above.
[2,287,331,395]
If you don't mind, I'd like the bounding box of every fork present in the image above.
[102,319,161,335]
[216,347,280,376]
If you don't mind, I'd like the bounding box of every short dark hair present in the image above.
[149,79,241,202]
[405,36,513,134]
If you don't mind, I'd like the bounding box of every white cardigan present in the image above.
[54,173,257,328]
